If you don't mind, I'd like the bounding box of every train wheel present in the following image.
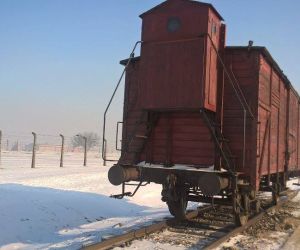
[167,195,188,220]
[235,212,248,226]
[272,183,280,205]
[272,191,279,205]
[252,199,261,213]
[255,200,261,214]
[234,194,249,226]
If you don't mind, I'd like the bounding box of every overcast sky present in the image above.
[0,0,299,139]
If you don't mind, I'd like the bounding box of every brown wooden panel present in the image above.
[270,105,279,173]
[289,91,299,170]
[140,112,215,166]
[278,81,287,172]
[172,133,212,141]
[223,49,259,187]
[257,105,270,176]
[140,39,206,110]
[259,58,271,106]
[272,71,280,94]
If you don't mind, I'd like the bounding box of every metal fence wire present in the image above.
[0,131,120,169]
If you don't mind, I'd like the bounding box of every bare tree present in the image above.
[11,141,19,151]
[71,132,100,150]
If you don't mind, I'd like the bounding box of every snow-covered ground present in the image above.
[0,152,169,250]
[2,151,300,250]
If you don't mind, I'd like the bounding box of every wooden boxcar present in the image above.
[103,0,300,225]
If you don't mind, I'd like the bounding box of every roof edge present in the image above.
[226,46,299,100]
[139,0,224,21]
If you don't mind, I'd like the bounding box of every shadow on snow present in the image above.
[0,184,167,249]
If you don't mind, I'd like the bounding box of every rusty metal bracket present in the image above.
[110,181,148,199]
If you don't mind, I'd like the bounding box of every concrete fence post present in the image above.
[59,134,64,168]
[31,132,37,169]
[76,134,87,167]
[83,137,87,167]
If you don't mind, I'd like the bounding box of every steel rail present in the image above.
[205,189,299,249]
[82,190,298,250]
[82,205,212,250]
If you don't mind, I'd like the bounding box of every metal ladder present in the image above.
[200,109,235,174]
[119,111,159,165]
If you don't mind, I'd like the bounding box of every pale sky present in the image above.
[0,0,299,140]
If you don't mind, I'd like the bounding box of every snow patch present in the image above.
[0,154,171,249]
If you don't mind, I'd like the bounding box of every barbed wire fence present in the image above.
[0,130,120,169]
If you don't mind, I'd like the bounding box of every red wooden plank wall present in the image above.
[288,91,300,171]
[140,112,215,166]
[222,50,258,185]
[257,56,286,176]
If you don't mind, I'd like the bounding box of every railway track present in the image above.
[82,189,299,250]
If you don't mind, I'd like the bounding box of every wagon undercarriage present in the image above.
[108,163,286,226]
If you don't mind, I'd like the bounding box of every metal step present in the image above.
[213,123,221,128]
[200,108,236,172]
[228,155,237,159]
[218,137,230,142]
[135,135,148,139]
[128,150,142,154]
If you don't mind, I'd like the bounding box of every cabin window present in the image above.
[211,23,217,35]
[167,17,181,32]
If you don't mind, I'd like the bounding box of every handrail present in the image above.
[116,121,123,151]
[102,41,142,162]
[203,33,252,169]
[230,69,256,121]
[203,33,254,119]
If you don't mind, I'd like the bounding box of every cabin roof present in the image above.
[139,0,224,21]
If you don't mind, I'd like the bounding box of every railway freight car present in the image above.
[102,0,300,225]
